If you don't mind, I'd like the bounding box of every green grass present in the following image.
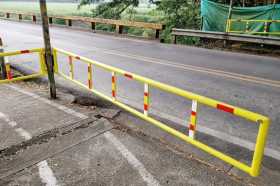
[0,2,94,16]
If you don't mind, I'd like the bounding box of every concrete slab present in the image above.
[0,85,82,150]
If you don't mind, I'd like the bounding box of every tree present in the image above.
[79,0,141,19]
[79,0,201,43]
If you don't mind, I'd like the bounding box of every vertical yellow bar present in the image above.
[144,83,149,116]
[52,49,58,73]
[5,63,12,80]
[112,72,116,100]
[88,63,93,89]
[189,100,198,139]
[69,56,74,79]
[39,50,47,75]
[226,19,229,32]
[250,118,270,177]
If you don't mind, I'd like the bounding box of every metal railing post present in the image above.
[144,83,150,116]
[189,100,198,139]
[112,72,116,100]
[88,63,93,89]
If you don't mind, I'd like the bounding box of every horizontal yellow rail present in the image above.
[54,47,270,177]
[0,73,44,84]
[0,48,43,57]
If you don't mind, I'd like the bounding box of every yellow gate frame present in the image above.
[0,48,47,83]
[0,48,271,177]
[53,48,270,177]
[226,19,280,36]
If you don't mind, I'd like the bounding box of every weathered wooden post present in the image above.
[40,0,56,99]
[49,17,53,24]
[0,38,7,79]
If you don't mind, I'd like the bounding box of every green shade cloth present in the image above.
[201,0,280,35]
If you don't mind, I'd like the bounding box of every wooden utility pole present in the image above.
[39,0,56,99]
[0,37,7,80]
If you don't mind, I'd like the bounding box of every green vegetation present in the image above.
[0,1,201,44]
[79,0,201,43]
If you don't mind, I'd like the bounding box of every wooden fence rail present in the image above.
[0,11,165,39]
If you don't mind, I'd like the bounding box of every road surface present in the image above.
[1,20,280,161]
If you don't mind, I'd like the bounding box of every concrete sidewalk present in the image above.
[0,81,274,185]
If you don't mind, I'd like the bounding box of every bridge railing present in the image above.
[0,11,165,39]
[53,47,270,177]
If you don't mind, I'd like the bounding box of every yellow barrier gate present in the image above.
[53,48,270,177]
[226,19,280,36]
[0,47,270,177]
[0,48,47,83]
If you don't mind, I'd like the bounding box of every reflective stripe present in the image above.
[124,73,133,79]
[112,72,116,99]
[217,104,234,114]
[189,124,195,131]
[20,50,30,54]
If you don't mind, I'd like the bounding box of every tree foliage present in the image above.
[79,0,201,43]
[79,0,141,19]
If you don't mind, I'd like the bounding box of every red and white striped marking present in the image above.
[144,83,149,116]
[124,73,133,79]
[189,100,198,139]
[20,50,30,54]
[217,103,234,114]
[112,72,116,100]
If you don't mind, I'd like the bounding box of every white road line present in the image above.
[15,128,32,140]
[104,132,160,186]
[0,111,58,186]
[7,84,159,185]
[38,160,58,186]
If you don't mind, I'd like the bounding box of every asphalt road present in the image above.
[1,20,280,160]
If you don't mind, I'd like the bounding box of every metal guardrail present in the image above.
[0,47,271,177]
[226,19,280,36]
[53,47,270,177]
[0,11,165,39]
[0,48,47,83]
[171,28,280,46]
